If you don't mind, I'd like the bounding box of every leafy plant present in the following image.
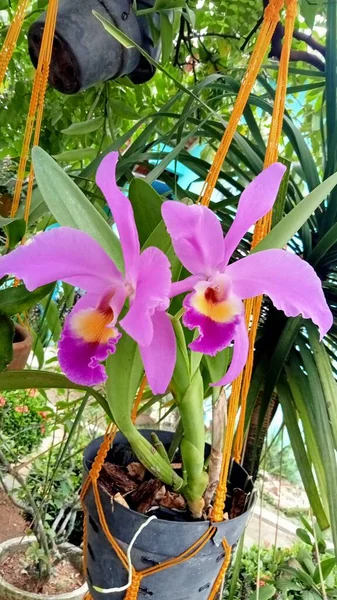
[0,388,50,459]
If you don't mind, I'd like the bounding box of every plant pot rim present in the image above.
[0,536,88,600]
[84,433,257,529]
[13,324,33,351]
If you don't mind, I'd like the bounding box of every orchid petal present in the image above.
[170,275,203,298]
[121,246,171,346]
[223,163,286,265]
[227,249,332,339]
[211,318,249,387]
[162,201,225,276]
[96,152,140,280]
[58,294,121,386]
[183,292,240,355]
[139,310,176,394]
[0,227,122,293]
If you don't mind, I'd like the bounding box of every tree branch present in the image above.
[270,22,325,72]
[293,29,326,57]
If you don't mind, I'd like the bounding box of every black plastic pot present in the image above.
[83,431,256,600]
[28,0,160,94]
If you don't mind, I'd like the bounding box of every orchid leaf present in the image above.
[32,146,124,271]
[52,148,97,162]
[128,178,163,246]
[105,332,183,490]
[5,218,26,249]
[0,369,112,417]
[307,322,337,449]
[61,117,104,136]
[0,312,14,373]
[254,172,337,253]
[105,332,143,425]
[297,336,337,548]
[0,283,53,317]
[142,220,182,281]
[277,375,329,531]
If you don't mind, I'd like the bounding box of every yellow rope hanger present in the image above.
[9,0,59,223]
[0,0,30,86]
[211,0,297,524]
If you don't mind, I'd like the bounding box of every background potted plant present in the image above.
[0,392,89,600]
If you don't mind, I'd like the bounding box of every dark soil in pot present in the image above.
[83,430,256,600]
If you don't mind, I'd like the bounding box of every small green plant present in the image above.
[272,518,337,599]
[21,431,91,546]
[0,389,51,459]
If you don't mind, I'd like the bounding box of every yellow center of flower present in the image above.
[71,308,118,344]
[191,285,242,323]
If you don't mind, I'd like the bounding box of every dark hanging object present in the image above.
[28,0,160,95]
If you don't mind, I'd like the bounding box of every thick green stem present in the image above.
[175,369,208,517]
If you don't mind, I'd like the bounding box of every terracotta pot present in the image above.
[8,325,33,371]
[0,194,13,218]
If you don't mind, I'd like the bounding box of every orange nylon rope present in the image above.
[198,0,284,208]
[211,0,297,523]
[0,0,30,86]
[10,0,58,222]
[131,375,147,423]
[207,539,232,600]
[232,0,297,464]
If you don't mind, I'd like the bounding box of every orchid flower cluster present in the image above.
[1,152,331,392]
[0,151,332,515]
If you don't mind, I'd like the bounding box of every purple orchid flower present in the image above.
[162,163,333,387]
[0,152,176,394]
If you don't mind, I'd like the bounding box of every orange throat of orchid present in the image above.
[191,280,242,323]
[71,306,118,344]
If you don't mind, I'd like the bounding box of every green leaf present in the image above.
[142,220,181,281]
[32,146,123,270]
[0,369,112,417]
[0,283,53,317]
[52,148,97,162]
[61,117,104,136]
[272,158,291,228]
[307,322,337,449]
[296,527,312,545]
[109,99,139,120]
[128,178,163,246]
[105,333,143,425]
[313,557,336,584]
[276,580,303,592]
[203,348,230,388]
[0,312,14,373]
[154,0,185,9]
[31,330,45,369]
[94,12,134,48]
[255,172,337,253]
[105,333,183,490]
[249,584,276,600]
[161,12,174,65]
[5,218,26,249]
[277,375,329,530]
[298,337,337,552]
[41,298,62,342]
